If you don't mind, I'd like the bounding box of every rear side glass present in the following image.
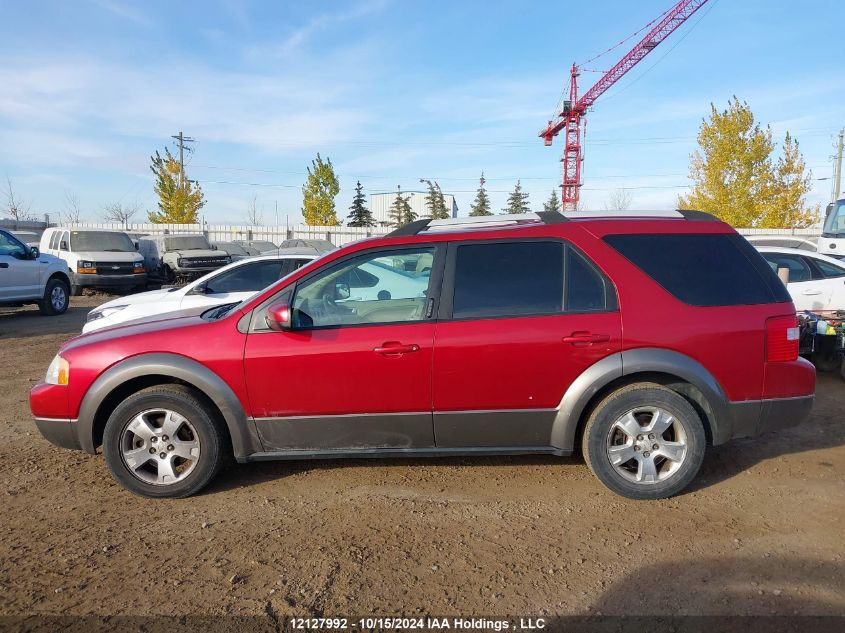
[761,254,812,282]
[813,258,845,278]
[453,241,563,318]
[566,249,606,311]
[604,233,788,306]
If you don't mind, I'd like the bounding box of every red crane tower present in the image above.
[539,0,710,210]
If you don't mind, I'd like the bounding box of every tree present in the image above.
[347,181,375,227]
[246,194,263,226]
[469,172,492,216]
[102,201,139,225]
[63,191,83,224]
[543,189,562,213]
[388,186,416,227]
[678,97,816,228]
[301,153,340,226]
[2,176,33,222]
[420,179,450,219]
[502,179,530,214]
[148,148,205,224]
[605,188,632,211]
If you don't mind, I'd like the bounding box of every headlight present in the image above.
[177,258,184,266]
[45,355,70,386]
[77,261,96,273]
[133,260,145,274]
[86,304,128,323]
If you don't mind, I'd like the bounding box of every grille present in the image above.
[181,257,228,268]
[95,262,138,275]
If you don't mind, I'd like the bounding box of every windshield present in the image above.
[70,231,135,252]
[823,200,845,236]
[165,235,211,251]
[248,241,277,252]
[217,243,248,256]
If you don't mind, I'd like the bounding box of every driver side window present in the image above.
[292,247,435,328]
[0,232,27,258]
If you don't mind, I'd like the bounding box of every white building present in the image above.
[369,191,458,226]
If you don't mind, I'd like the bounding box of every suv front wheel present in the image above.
[102,385,228,498]
[582,383,706,500]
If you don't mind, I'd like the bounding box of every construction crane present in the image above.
[539,0,710,210]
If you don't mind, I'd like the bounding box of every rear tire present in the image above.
[582,383,706,500]
[38,278,70,315]
[102,385,228,498]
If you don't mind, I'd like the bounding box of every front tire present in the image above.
[582,383,706,500]
[102,385,227,498]
[38,278,70,315]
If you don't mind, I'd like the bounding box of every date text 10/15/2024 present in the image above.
[288,617,547,631]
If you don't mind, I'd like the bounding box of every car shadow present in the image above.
[0,305,91,340]
[208,372,843,497]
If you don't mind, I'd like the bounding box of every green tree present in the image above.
[388,186,416,227]
[301,153,340,226]
[148,148,205,223]
[502,179,530,214]
[469,172,492,216]
[346,180,375,227]
[420,179,450,219]
[543,189,562,213]
[678,97,816,228]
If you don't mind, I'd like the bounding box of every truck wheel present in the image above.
[38,278,70,315]
[812,351,841,373]
[102,385,229,498]
[70,284,84,297]
[582,383,706,500]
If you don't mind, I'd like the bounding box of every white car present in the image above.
[83,254,316,333]
[756,247,845,312]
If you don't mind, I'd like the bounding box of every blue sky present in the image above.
[1,0,843,225]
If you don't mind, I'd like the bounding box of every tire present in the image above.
[102,385,228,498]
[582,383,706,500]
[70,284,84,297]
[38,278,70,316]
[812,352,841,373]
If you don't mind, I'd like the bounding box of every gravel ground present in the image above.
[0,296,843,623]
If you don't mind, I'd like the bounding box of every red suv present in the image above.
[30,211,815,499]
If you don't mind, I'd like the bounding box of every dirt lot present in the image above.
[0,296,843,624]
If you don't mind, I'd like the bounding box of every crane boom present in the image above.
[539,0,710,210]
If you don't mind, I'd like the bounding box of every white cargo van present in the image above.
[40,228,147,295]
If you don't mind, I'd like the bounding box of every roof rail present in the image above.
[677,209,719,222]
[386,212,565,237]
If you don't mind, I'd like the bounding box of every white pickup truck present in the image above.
[0,228,72,315]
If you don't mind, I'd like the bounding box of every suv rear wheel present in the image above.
[38,278,70,315]
[582,383,706,500]
[102,385,227,498]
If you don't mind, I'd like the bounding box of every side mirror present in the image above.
[29,246,40,260]
[60,241,68,250]
[134,242,139,251]
[335,282,351,300]
[265,301,292,331]
[190,281,209,295]
[212,244,218,250]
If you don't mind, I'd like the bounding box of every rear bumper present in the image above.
[72,272,147,288]
[725,394,814,442]
[34,417,82,450]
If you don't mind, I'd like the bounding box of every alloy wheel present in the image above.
[120,409,201,485]
[605,406,688,484]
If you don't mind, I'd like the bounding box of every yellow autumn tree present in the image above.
[148,148,205,224]
[301,153,340,226]
[678,98,817,228]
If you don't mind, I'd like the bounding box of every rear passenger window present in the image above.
[604,234,788,306]
[49,232,60,249]
[452,242,563,318]
[567,249,606,311]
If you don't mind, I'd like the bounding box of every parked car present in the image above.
[271,238,336,255]
[234,240,278,255]
[83,254,316,333]
[745,235,818,252]
[40,228,146,296]
[212,242,251,262]
[30,210,814,500]
[0,228,71,315]
[137,234,230,284]
[756,246,845,311]
[10,230,41,248]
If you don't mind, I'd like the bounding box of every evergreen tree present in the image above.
[346,181,375,227]
[301,153,340,226]
[469,172,492,216]
[420,179,450,219]
[543,189,562,213]
[502,180,530,214]
[388,186,416,227]
[148,148,205,223]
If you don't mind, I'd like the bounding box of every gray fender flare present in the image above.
[76,353,261,458]
[549,348,732,451]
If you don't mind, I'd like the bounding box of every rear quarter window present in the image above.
[604,233,790,306]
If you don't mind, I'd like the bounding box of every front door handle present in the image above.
[374,341,420,356]
[0,262,8,268]
[802,289,823,295]
[563,332,611,346]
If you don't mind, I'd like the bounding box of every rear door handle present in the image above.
[374,342,420,355]
[563,332,611,346]
[0,263,8,268]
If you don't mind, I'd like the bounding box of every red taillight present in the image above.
[766,315,799,362]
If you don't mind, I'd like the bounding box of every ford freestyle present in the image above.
[30,211,815,499]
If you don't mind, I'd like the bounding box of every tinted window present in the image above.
[812,257,845,278]
[0,231,27,257]
[453,242,563,318]
[604,234,787,306]
[60,232,70,250]
[49,232,60,249]
[761,254,812,283]
[567,249,607,311]
[206,261,283,294]
[293,248,434,328]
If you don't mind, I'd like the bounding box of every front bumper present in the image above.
[72,272,147,288]
[34,417,81,450]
